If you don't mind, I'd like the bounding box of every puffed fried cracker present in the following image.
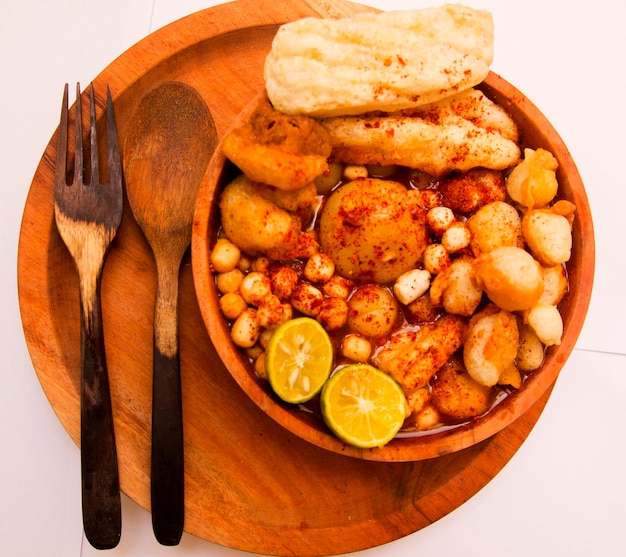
[264,5,494,117]
[321,88,521,176]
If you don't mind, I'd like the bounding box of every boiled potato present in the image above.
[319,178,427,283]
[220,175,303,260]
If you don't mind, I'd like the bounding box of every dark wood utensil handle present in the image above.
[80,285,121,549]
[151,345,184,545]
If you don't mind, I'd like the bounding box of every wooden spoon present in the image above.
[123,81,217,545]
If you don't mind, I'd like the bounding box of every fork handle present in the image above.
[80,283,122,549]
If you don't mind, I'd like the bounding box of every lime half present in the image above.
[321,364,407,449]
[265,317,334,404]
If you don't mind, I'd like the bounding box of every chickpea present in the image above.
[218,292,247,320]
[269,265,299,302]
[210,238,241,273]
[290,283,324,317]
[441,221,471,253]
[426,206,455,236]
[298,230,321,259]
[216,268,244,294]
[231,308,260,348]
[347,284,399,338]
[254,352,268,380]
[322,275,353,299]
[252,257,272,273]
[304,253,335,283]
[343,164,368,181]
[415,404,442,431]
[245,344,263,361]
[406,295,438,323]
[257,294,293,329]
[258,328,274,349]
[237,254,252,272]
[423,244,451,275]
[239,271,272,306]
[341,333,372,363]
[317,297,348,332]
[405,387,430,417]
[417,189,440,210]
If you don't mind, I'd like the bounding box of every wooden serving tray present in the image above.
[17,1,553,555]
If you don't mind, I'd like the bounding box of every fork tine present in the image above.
[105,85,122,191]
[55,83,69,189]
[89,84,99,187]
[74,83,84,186]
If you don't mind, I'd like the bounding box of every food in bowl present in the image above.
[203,6,580,450]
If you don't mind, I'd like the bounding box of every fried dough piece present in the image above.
[475,246,544,312]
[464,306,519,387]
[431,357,493,420]
[221,99,331,191]
[467,201,524,257]
[522,204,575,267]
[506,148,559,209]
[372,314,467,392]
[321,89,520,176]
[264,5,494,117]
[429,256,483,317]
[439,168,506,214]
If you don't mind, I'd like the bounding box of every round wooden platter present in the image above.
[17,0,554,555]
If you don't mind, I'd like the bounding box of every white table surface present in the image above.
[2,0,625,555]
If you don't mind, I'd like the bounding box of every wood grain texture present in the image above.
[17,1,593,555]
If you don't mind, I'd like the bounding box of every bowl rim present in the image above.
[191,70,595,462]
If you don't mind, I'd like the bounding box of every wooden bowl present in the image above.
[191,71,594,462]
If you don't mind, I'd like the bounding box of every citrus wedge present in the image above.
[321,364,407,449]
[265,317,334,404]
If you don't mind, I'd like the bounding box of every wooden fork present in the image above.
[54,83,123,549]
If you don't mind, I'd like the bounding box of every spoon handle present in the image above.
[151,267,184,545]
[151,344,184,545]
